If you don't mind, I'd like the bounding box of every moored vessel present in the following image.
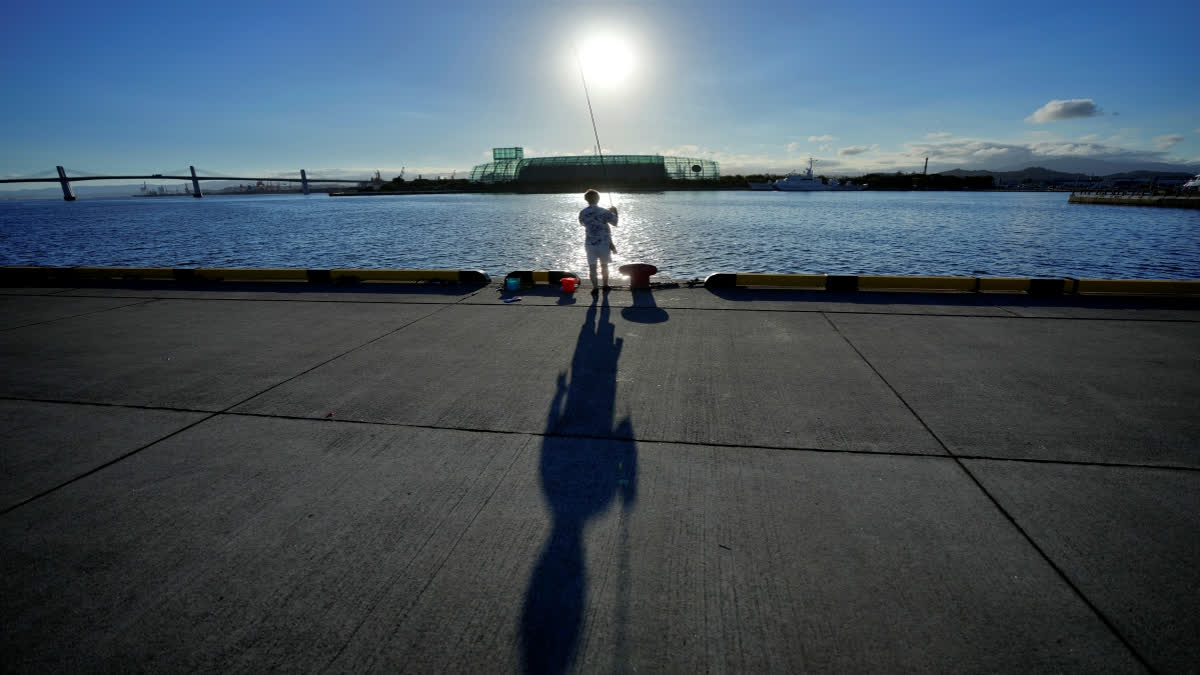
[772,158,835,191]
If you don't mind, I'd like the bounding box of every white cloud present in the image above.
[1079,134,1099,142]
[653,147,786,174]
[786,142,803,153]
[811,133,1192,175]
[808,134,834,142]
[553,145,619,157]
[1026,99,1102,123]
[664,131,1196,176]
[971,146,1011,158]
[1154,134,1185,150]
[667,144,701,155]
[901,136,1185,166]
[925,132,952,139]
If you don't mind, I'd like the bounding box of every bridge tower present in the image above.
[190,166,203,198]
[56,166,76,201]
[301,169,309,195]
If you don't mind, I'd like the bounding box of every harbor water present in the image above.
[1,191,1197,280]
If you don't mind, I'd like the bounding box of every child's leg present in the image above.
[600,262,609,288]
[589,262,599,288]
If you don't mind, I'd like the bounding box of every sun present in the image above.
[575,33,636,90]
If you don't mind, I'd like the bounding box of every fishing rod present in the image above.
[573,47,614,209]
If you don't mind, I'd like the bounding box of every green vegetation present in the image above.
[844,172,996,190]
[378,176,473,192]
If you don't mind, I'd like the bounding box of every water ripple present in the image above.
[1,192,1197,280]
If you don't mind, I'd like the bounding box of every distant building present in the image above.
[469,147,719,185]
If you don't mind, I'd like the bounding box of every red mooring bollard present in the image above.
[618,263,659,289]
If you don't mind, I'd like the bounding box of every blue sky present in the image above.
[2,0,1197,183]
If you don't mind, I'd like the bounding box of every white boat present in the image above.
[770,158,855,191]
[1183,174,1200,190]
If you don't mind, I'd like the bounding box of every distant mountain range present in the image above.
[938,166,1197,182]
[852,156,1197,180]
[993,157,1198,176]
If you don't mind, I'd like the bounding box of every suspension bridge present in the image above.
[0,166,377,200]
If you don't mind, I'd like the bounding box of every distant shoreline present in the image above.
[0,188,1065,201]
[3,186,1187,202]
[329,187,1061,197]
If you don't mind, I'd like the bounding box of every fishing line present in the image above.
[574,46,614,209]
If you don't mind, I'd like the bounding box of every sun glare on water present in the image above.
[575,33,636,90]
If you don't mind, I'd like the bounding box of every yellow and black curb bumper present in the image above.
[0,266,490,286]
[3,267,1195,296]
[503,270,580,288]
[702,273,1200,296]
[327,269,489,284]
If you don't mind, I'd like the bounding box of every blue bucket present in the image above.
[504,277,520,291]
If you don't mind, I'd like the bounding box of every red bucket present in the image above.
[561,277,578,293]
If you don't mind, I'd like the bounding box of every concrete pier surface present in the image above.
[2,281,1198,673]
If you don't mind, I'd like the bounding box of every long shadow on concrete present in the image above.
[621,288,669,323]
[521,295,639,674]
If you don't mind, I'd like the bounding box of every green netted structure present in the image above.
[469,147,719,185]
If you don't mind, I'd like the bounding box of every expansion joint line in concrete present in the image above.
[818,311,1155,672]
[221,302,459,415]
[455,287,489,303]
[0,394,213,416]
[0,411,219,517]
[0,304,457,517]
[219,409,1200,475]
[4,392,1193,486]
[0,297,158,332]
[225,410,946,461]
[952,452,1200,474]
